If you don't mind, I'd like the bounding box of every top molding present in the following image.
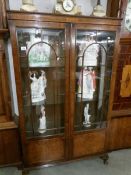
[7,10,122,27]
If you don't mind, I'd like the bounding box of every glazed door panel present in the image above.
[70,24,117,158]
[9,21,70,163]
[16,27,68,138]
[72,28,116,132]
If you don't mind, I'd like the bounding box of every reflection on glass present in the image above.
[17,28,65,138]
[75,30,116,131]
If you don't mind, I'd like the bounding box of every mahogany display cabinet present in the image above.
[7,11,121,167]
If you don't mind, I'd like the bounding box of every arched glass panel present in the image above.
[16,28,65,138]
[75,30,116,131]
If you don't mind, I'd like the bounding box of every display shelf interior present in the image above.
[24,103,65,138]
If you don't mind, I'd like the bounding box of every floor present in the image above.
[0,149,131,175]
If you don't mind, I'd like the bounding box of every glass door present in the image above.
[74,30,116,132]
[16,27,68,138]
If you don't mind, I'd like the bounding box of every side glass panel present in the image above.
[17,28,65,138]
[75,30,116,131]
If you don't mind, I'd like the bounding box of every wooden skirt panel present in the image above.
[73,130,105,158]
[0,129,21,165]
[108,117,131,151]
[26,137,65,165]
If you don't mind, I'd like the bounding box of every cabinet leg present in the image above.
[100,154,109,164]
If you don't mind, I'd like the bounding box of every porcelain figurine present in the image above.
[83,104,91,127]
[38,105,46,134]
[38,70,47,101]
[29,72,39,103]
[29,70,47,104]
[78,67,96,99]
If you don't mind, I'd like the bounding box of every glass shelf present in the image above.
[26,126,65,138]
[74,121,107,132]
[76,96,109,103]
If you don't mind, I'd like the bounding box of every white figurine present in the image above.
[78,67,96,99]
[83,104,91,127]
[29,71,47,104]
[38,70,47,101]
[38,105,46,134]
[78,36,99,66]
[29,72,39,103]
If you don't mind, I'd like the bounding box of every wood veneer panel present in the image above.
[108,117,131,150]
[26,137,65,165]
[73,131,105,158]
[0,129,21,166]
[3,129,21,164]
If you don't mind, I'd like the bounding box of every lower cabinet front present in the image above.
[108,117,131,151]
[26,137,65,166]
[0,128,21,166]
[73,130,105,158]
[25,130,106,166]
